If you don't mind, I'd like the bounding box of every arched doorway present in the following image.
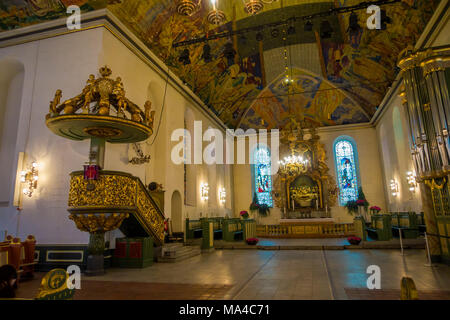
[171,190,182,233]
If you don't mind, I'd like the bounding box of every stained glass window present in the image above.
[254,147,273,207]
[335,139,359,205]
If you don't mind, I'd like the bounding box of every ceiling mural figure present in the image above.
[238,67,369,130]
[0,0,439,130]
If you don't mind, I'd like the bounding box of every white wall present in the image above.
[375,91,422,213]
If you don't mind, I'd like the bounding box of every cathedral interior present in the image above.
[0,0,450,303]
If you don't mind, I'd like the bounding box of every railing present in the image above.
[256,223,355,238]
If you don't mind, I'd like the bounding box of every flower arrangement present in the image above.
[356,199,368,206]
[246,238,259,245]
[249,193,270,217]
[240,210,249,219]
[370,206,381,214]
[347,236,362,245]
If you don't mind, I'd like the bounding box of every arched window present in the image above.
[334,138,359,205]
[253,147,273,207]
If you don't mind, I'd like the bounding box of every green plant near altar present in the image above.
[357,187,369,209]
[344,200,359,215]
[249,193,270,217]
[346,187,369,215]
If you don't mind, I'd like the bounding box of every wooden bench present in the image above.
[222,219,243,241]
[366,214,392,241]
[1,235,37,281]
[391,212,419,239]
[208,217,224,240]
[185,219,202,239]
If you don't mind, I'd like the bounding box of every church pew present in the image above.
[2,235,38,280]
[205,217,224,240]
[185,219,203,239]
[222,219,243,241]
[417,212,426,233]
[366,214,392,241]
[391,212,419,239]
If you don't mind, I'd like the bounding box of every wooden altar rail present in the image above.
[256,223,355,238]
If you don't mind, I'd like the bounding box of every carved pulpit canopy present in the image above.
[45,66,155,144]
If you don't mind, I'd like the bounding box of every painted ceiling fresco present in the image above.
[0,0,439,130]
[239,67,369,130]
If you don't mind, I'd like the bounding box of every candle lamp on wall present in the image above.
[219,187,226,204]
[20,162,39,197]
[200,183,209,201]
[390,179,399,197]
[406,171,417,192]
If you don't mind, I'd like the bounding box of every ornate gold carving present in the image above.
[274,119,337,211]
[83,126,123,138]
[35,269,75,300]
[68,173,136,208]
[69,213,129,233]
[46,66,154,130]
[398,46,450,73]
[68,171,165,244]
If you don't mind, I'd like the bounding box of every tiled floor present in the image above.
[15,249,450,300]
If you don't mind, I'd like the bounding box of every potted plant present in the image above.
[370,206,381,215]
[249,193,270,217]
[246,238,259,245]
[345,200,358,215]
[240,210,249,219]
[347,236,362,245]
[356,187,369,217]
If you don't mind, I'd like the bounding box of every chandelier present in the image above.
[177,0,202,16]
[244,0,264,15]
[278,155,309,175]
[207,0,226,25]
[243,0,278,15]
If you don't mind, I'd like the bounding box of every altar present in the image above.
[272,119,339,221]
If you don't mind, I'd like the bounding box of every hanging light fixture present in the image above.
[243,0,264,15]
[177,0,202,17]
[207,0,226,25]
[278,155,309,175]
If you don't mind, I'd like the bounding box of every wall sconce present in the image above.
[406,171,417,192]
[390,179,399,197]
[200,183,209,201]
[20,162,39,197]
[219,188,226,204]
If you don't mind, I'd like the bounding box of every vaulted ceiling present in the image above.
[0,0,439,130]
